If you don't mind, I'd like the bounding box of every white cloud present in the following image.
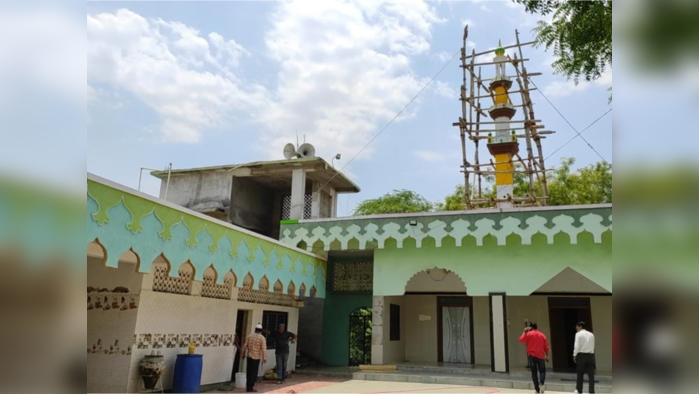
[432,80,456,99]
[480,5,492,13]
[87,1,446,160]
[436,51,454,62]
[87,85,96,104]
[543,69,613,98]
[87,9,268,143]
[261,0,445,160]
[415,150,444,163]
[461,18,474,28]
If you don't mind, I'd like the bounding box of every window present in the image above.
[390,304,401,341]
[262,311,288,349]
[281,195,313,220]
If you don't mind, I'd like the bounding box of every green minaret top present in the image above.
[495,40,505,56]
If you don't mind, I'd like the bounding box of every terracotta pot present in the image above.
[139,355,165,390]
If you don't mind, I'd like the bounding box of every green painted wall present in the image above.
[320,258,373,366]
[321,292,373,366]
[374,232,612,296]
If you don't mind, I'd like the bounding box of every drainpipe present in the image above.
[138,167,161,192]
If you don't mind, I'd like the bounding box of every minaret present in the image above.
[487,41,519,209]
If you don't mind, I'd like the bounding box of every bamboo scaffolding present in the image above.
[453,27,553,209]
[463,41,536,60]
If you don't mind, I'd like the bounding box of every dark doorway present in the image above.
[548,298,593,372]
[349,308,372,366]
[232,310,251,381]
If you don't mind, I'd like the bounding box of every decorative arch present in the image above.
[299,283,307,298]
[404,268,467,295]
[287,281,296,296]
[243,273,254,290]
[224,270,237,287]
[259,276,270,292]
[310,286,317,298]
[273,280,284,294]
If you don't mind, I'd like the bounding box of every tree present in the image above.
[438,158,612,209]
[516,0,612,99]
[547,158,612,206]
[354,190,433,216]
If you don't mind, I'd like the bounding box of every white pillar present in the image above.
[490,293,510,373]
[290,169,307,220]
[371,296,385,365]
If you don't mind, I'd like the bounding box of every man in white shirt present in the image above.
[573,321,596,394]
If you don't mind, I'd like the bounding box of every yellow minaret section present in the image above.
[487,40,519,207]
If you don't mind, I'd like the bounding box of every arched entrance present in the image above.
[349,308,372,366]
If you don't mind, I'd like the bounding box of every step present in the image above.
[398,364,613,383]
[354,372,613,394]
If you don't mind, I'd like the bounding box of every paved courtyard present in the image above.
[211,378,571,393]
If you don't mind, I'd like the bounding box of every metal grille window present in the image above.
[319,191,333,218]
[152,265,193,295]
[262,311,289,349]
[333,262,374,293]
[281,195,313,220]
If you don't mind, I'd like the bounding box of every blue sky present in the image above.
[87,0,613,216]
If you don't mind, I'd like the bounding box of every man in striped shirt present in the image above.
[242,324,267,393]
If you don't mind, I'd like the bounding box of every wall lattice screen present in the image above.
[201,275,233,300]
[237,276,296,307]
[152,266,193,295]
[332,262,373,293]
[281,195,313,220]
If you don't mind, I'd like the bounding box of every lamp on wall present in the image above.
[331,153,342,168]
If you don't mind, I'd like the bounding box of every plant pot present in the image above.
[139,355,165,390]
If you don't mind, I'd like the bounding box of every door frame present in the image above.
[348,308,372,367]
[437,296,475,364]
[547,297,594,372]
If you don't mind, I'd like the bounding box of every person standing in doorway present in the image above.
[519,322,550,394]
[241,324,267,393]
[574,321,596,394]
[265,323,297,385]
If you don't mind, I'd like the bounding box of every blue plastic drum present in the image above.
[172,354,203,393]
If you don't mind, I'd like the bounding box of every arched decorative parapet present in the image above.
[405,268,468,295]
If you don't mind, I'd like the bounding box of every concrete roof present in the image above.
[151,157,360,193]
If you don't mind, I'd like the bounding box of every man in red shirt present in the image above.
[520,323,550,394]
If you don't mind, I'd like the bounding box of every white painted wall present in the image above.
[87,256,143,394]
[591,297,613,372]
[404,295,438,363]
[126,273,300,392]
[473,297,492,366]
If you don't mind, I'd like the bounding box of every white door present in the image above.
[442,307,472,364]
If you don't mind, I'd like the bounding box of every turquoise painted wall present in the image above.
[374,232,612,296]
[321,292,373,366]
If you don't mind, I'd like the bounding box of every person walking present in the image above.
[574,321,596,394]
[265,323,297,384]
[519,322,550,394]
[241,324,267,393]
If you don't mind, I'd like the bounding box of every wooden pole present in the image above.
[461,25,471,209]
[516,29,549,203]
[463,41,536,60]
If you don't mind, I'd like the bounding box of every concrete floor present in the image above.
[307,380,568,393]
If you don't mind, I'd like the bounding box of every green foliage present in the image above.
[547,158,613,206]
[354,190,433,216]
[516,0,612,99]
[436,184,467,212]
[438,158,612,209]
